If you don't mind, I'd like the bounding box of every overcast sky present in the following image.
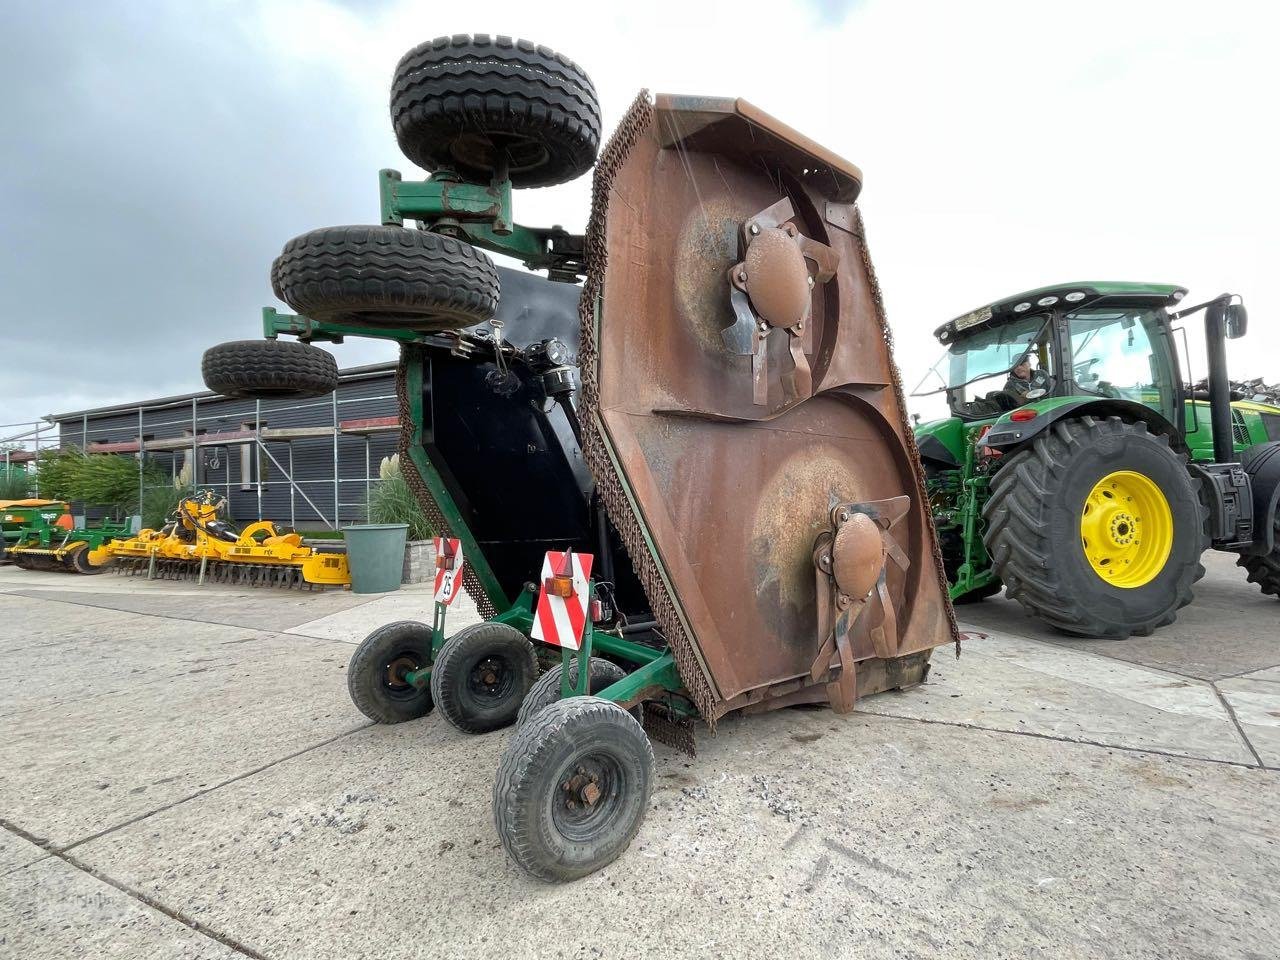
[2,0,1277,439]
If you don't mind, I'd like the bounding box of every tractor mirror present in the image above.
[1225,303,1248,339]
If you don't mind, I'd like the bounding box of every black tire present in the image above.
[430,622,538,733]
[202,340,338,400]
[493,696,653,882]
[67,544,109,575]
[271,225,499,331]
[983,416,1207,639]
[516,657,628,727]
[1239,515,1280,599]
[391,34,601,188]
[347,621,435,723]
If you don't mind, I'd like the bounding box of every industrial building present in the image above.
[46,362,400,528]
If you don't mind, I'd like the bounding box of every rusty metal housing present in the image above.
[579,93,959,724]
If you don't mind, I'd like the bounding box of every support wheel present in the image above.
[430,622,538,733]
[67,544,110,575]
[516,657,628,727]
[347,621,435,723]
[983,416,1207,639]
[270,225,499,331]
[493,696,653,882]
[202,340,338,399]
[391,35,600,188]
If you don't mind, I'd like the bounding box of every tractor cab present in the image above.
[916,282,1185,428]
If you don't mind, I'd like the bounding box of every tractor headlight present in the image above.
[1065,291,1085,302]
[1037,296,1058,307]
[1013,302,1031,313]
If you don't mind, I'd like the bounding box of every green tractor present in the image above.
[913,282,1280,638]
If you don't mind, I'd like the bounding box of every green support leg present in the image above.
[594,651,682,709]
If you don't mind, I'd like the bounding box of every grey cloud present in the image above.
[0,1,400,430]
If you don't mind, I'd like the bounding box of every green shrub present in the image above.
[0,466,31,499]
[34,449,170,517]
[141,484,189,530]
[368,455,435,541]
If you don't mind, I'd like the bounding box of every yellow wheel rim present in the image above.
[1080,470,1173,588]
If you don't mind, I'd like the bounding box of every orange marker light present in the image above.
[544,575,575,598]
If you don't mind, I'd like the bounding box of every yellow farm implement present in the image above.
[101,491,350,589]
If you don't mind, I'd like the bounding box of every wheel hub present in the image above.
[467,656,512,700]
[1080,470,1174,588]
[561,767,603,809]
[384,655,419,691]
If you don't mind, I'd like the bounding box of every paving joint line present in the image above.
[56,721,374,855]
[1215,661,1280,682]
[0,819,267,959]
[863,709,1276,771]
[955,620,1245,686]
[1210,682,1267,768]
[4,589,365,646]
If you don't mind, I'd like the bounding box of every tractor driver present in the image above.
[1004,353,1052,405]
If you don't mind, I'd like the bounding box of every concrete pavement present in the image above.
[1,558,1277,959]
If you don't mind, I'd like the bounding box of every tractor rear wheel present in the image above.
[430,622,538,733]
[391,35,601,188]
[202,339,338,399]
[493,696,653,882]
[983,416,1207,639]
[270,225,499,331]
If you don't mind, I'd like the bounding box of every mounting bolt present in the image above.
[737,271,747,283]
[749,223,760,235]
[758,321,769,332]
[808,276,816,289]
[838,510,850,523]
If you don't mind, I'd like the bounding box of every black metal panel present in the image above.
[416,268,648,617]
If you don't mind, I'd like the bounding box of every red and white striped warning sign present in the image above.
[531,550,593,649]
[432,537,465,605]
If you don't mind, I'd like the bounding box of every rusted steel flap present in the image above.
[582,93,955,716]
[653,94,862,203]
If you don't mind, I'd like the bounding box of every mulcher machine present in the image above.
[103,490,350,587]
[203,35,956,881]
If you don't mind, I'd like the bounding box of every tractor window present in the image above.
[915,313,1053,420]
[1065,307,1176,421]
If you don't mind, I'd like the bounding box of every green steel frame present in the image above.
[260,161,688,719]
[378,168,583,279]
[944,436,998,601]
[400,585,687,714]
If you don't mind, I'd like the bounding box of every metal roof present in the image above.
[46,361,397,422]
[934,282,1188,341]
